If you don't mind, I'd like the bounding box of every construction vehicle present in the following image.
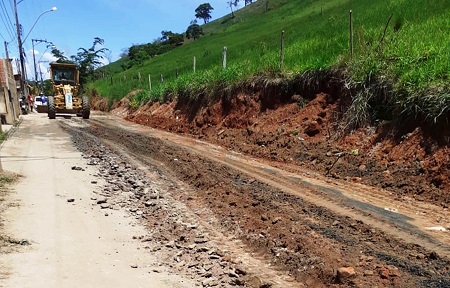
[47,62,90,119]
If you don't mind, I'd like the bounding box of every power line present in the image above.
[0,0,16,42]
[0,14,15,41]
[2,1,15,34]
[1,0,16,37]
[8,0,14,12]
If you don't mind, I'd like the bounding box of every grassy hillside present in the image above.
[91,0,450,127]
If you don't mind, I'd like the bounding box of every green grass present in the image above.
[0,131,7,143]
[91,0,450,127]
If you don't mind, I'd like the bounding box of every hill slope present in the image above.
[92,0,449,129]
[91,0,449,203]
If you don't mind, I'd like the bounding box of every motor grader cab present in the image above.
[48,62,90,119]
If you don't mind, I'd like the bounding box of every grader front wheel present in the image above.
[82,96,90,119]
[48,96,56,119]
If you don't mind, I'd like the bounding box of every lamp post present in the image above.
[13,1,56,101]
[13,0,26,100]
[22,7,57,43]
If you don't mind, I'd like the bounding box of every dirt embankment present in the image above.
[67,119,450,287]
[92,84,450,207]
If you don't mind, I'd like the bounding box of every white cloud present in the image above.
[24,47,57,81]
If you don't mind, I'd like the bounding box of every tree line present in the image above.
[47,0,259,90]
[122,1,257,70]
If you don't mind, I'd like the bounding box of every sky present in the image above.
[0,0,245,80]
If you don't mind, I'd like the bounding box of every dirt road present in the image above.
[1,113,450,287]
[0,114,195,288]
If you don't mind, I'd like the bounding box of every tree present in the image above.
[160,31,184,46]
[71,37,109,86]
[195,3,214,24]
[42,79,53,96]
[168,33,184,46]
[186,22,204,40]
[161,30,172,42]
[51,48,72,63]
[228,0,239,18]
[128,45,150,67]
[119,48,129,59]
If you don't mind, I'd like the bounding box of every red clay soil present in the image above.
[92,90,450,207]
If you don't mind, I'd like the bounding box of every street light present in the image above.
[13,1,56,101]
[23,7,57,43]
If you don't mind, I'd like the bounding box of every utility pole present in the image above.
[13,0,27,101]
[4,41,9,59]
[4,41,17,121]
[32,39,52,85]
[38,60,49,93]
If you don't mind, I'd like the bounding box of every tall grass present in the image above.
[91,0,450,127]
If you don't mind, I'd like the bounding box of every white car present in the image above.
[34,96,43,110]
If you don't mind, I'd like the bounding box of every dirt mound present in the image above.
[90,96,110,111]
[112,91,450,207]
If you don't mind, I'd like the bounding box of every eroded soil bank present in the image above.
[64,118,450,287]
[93,86,450,208]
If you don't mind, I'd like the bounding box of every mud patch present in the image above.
[67,120,450,287]
[112,90,450,208]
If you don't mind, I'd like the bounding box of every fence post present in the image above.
[349,10,353,59]
[193,56,196,73]
[279,31,285,70]
[160,74,164,83]
[148,74,152,91]
[138,72,142,87]
[222,46,227,69]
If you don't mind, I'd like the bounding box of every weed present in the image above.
[0,132,6,143]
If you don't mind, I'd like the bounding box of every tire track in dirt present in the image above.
[72,117,450,287]
[92,117,450,257]
[62,119,299,287]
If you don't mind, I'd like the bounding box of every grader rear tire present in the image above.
[82,96,90,119]
[48,96,56,119]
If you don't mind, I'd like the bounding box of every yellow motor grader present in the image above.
[47,62,90,119]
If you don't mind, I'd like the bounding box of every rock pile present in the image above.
[68,128,268,287]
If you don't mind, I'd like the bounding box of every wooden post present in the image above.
[160,74,164,83]
[148,74,152,91]
[279,31,285,70]
[110,76,113,85]
[222,46,227,69]
[349,10,353,59]
[138,72,142,86]
[193,56,196,73]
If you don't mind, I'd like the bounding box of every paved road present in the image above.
[0,113,193,288]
